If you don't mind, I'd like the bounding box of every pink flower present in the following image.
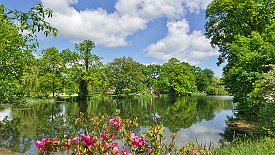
[35,140,44,149]
[80,134,96,148]
[81,134,86,141]
[139,137,145,146]
[193,150,197,155]
[65,141,71,148]
[112,143,119,154]
[122,148,127,155]
[109,118,122,130]
[103,140,109,148]
[72,136,78,143]
[35,138,50,150]
[53,138,59,144]
[131,133,137,139]
[100,132,107,139]
[132,138,139,147]
[41,138,50,144]
[109,133,115,140]
[166,153,171,155]
[130,133,146,147]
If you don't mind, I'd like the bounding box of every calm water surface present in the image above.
[0,96,234,154]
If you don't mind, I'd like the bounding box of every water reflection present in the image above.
[0,96,234,154]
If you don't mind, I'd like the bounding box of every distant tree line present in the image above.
[18,42,227,99]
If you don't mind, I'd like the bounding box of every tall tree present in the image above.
[39,47,62,97]
[205,0,275,65]
[75,40,96,100]
[107,57,145,95]
[159,58,196,96]
[223,30,275,115]
[0,4,57,103]
[60,49,80,95]
[205,0,275,115]
[143,64,161,94]
[193,68,214,92]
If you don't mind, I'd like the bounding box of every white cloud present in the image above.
[115,0,185,20]
[41,0,213,47]
[146,19,218,65]
[183,0,213,13]
[42,0,147,47]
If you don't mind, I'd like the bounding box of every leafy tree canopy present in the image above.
[205,0,275,65]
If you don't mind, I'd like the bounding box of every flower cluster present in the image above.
[35,115,213,155]
[130,133,146,148]
[65,136,78,148]
[80,134,97,148]
[109,118,123,130]
[34,138,50,151]
[100,132,115,140]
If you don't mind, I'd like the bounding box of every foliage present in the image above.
[60,49,81,95]
[38,47,63,97]
[205,0,275,65]
[193,67,214,92]
[0,3,57,103]
[159,58,196,96]
[0,13,27,102]
[75,40,98,100]
[215,137,275,155]
[142,64,161,94]
[206,0,275,115]
[107,57,145,95]
[206,77,228,96]
[251,66,275,134]
[223,29,275,115]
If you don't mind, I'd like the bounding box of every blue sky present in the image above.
[0,0,224,76]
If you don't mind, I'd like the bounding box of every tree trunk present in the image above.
[52,78,55,98]
[79,79,88,100]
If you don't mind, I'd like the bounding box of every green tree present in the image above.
[0,12,27,102]
[193,67,214,92]
[21,60,40,96]
[107,57,145,95]
[38,47,63,97]
[60,49,80,95]
[159,58,196,96]
[0,4,57,103]
[205,0,275,115]
[75,40,96,100]
[223,29,275,115]
[206,76,228,95]
[142,64,161,94]
[205,0,275,65]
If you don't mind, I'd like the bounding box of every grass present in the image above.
[215,137,275,155]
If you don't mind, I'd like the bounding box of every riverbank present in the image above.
[215,137,275,155]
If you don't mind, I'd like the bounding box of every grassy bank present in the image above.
[215,137,275,155]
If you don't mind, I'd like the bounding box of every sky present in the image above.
[0,0,224,76]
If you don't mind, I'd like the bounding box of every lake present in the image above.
[0,96,234,154]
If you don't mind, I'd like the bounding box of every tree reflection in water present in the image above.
[0,96,233,153]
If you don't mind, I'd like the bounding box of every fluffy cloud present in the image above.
[41,0,213,47]
[42,0,147,47]
[115,0,185,20]
[146,20,218,65]
[183,0,213,13]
